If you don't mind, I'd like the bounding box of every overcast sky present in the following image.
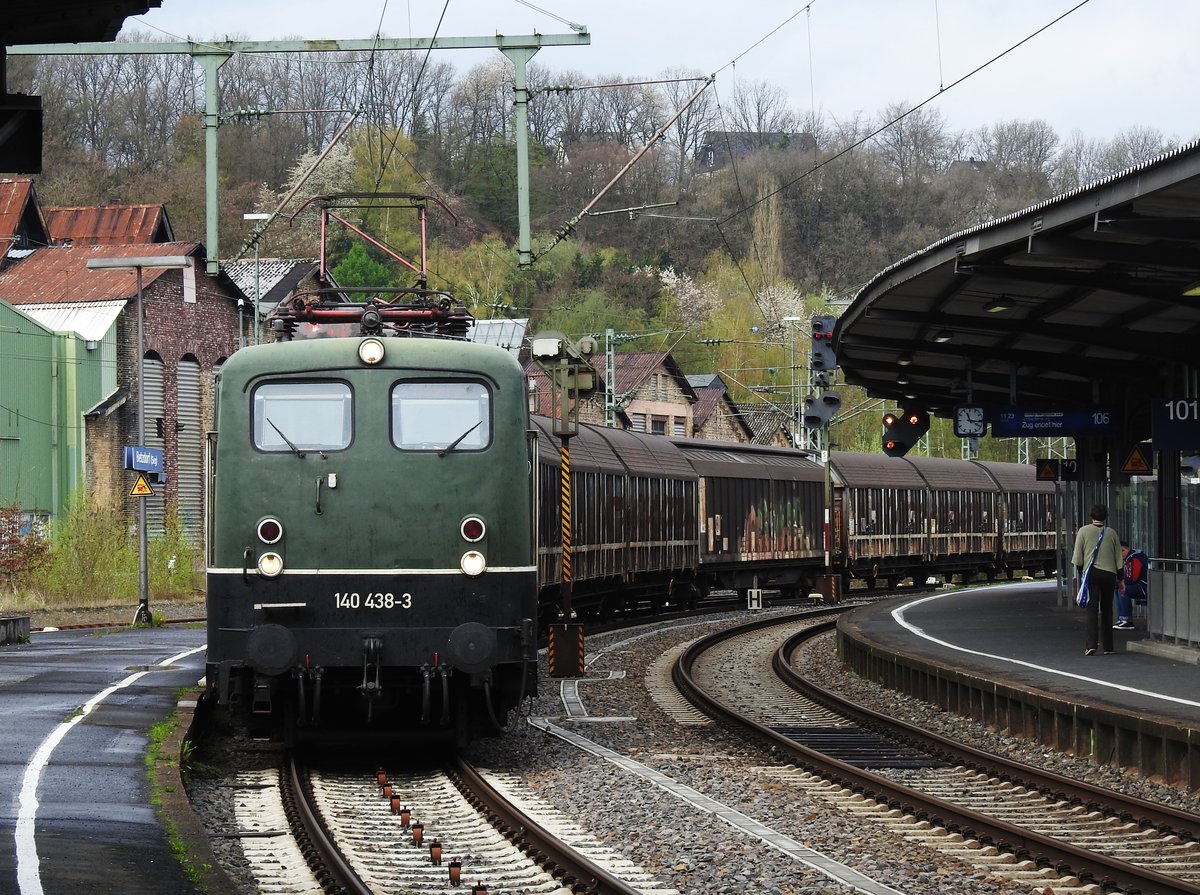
[130,0,1197,144]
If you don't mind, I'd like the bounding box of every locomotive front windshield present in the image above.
[252,381,353,452]
[392,381,491,452]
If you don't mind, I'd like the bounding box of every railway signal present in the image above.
[882,408,930,457]
[810,315,838,371]
[803,391,842,428]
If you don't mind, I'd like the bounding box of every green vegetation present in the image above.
[145,710,213,889]
[0,494,202,613]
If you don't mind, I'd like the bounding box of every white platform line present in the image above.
[893,588,1200,710]
[16,644,205,895]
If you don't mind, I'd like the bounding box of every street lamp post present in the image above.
[86,255,191,626]
[243,213,271,345]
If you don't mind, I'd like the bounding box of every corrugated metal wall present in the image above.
[142,356,165,534]
[176,358,202,540]
[0,303,55,514]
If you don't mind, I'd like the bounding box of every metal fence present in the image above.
[1148,559,1200,646]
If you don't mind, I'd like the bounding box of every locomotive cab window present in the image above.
[392,381,491,452]
[252,381,352,452]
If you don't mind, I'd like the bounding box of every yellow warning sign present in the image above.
[1036,459,1059,481]
[1120,444,1152,475]
[130,473,155,497]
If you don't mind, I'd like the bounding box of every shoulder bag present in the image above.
[1075,526,1107,607]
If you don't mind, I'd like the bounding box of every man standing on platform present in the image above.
[1072,504,1122,655]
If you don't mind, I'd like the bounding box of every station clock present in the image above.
[953,405,987,437]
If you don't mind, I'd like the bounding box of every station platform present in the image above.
[838,582,1200,786]
[0,624,217,895]
[842,582,1200,731]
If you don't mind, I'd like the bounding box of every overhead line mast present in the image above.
[10,32,590,274]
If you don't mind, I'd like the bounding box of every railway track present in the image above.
[232,752,678,895]
[673,612,1200,895]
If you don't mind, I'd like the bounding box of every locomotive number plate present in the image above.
[335,592,412,610]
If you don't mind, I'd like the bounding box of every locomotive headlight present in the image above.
[257,517,283,544]
[358,338,386,365]
[257,552,284,578]
[460,550,487,577]
[461,516,486,542]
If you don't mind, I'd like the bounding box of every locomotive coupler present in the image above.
[251,677,273,715]
[360,635,384,700]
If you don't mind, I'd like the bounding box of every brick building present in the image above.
[0,242,244,535]
[686,374,753,442]
[524,351,698,436]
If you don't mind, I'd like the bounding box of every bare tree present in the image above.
[724,78,797,136]
[658,67,716,191]
[533,68,595,150]
[587,77,662,147]
[444,56,513,182]
[1054,129,1106,192]
[1098,125,1174,173]
[969,119,1060,212]
[872,102,954,189]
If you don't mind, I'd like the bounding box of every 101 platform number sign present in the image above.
[1152,398,1200,451]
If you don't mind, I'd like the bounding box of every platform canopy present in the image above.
[5,1,160,44]
[836,140,1200,441]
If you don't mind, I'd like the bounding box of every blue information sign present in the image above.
[123,445,164,473]
[1152,398,1200,451]
[991,407,1117,438]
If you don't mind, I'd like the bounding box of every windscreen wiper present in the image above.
[437,420,482,457]
[266,418,306,458]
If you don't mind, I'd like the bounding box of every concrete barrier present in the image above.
[0,616,31,644]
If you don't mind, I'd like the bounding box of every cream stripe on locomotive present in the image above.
[208,566,537,575]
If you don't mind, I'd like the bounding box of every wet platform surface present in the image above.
[0,625,207,895]
[843,581,1200,732]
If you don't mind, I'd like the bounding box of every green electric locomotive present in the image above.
[205,332,538,744]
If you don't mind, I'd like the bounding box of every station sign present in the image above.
[1151,398,1200,451]
[991,408,1116,438]
[123,445,163,474]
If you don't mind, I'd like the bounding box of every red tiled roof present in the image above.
[45,204,174,245]
[0,243,203,304]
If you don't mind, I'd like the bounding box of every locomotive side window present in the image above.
[392,381,491,452]
[253,382,352,452]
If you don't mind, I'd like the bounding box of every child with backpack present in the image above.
[1116,539,1149,629]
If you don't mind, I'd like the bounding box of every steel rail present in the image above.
[283,754,374,895]
[776,620,1200,842]
[673,614,1200,895]
[448,755,645,895]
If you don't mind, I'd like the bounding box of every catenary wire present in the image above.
[719,0,1093,225]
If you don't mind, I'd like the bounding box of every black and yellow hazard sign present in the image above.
[130,473,155,497]
[1119,443,1153,475]
[1036,458,1059,481]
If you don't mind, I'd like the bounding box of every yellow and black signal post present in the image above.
[531,331,597,677]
